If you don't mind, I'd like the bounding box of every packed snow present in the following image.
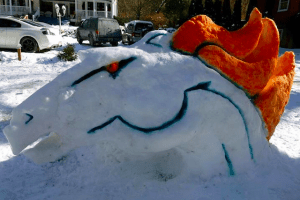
[0,25,299,200]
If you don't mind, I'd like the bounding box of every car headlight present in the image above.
[41,28,55,35]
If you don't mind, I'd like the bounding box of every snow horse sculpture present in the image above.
[4,8,295,178]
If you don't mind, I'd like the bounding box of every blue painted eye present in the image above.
[145,33,167,48]
[71,57,137,86]
[25,113,33,124]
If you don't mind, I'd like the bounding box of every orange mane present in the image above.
[172,8,295,140]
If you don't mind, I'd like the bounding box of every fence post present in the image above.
[17,44,22,61]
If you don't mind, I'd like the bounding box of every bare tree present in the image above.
[163,0,190,27]
[118,0,162,20]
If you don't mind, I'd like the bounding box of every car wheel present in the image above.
[89,35,95,47]
[20,37,38,53]
[77,33,83,44]
[111,42,118,46]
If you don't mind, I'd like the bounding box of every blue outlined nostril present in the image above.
[25,113,34,124]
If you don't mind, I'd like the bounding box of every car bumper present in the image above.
[38,35,63,50]
[95,36,122,43]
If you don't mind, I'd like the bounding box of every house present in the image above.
[253,0,300,48]
[0,0,118,24]
[0,0,35,17]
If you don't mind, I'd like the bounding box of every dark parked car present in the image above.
[76,18,122,46]
[122,20,154,44]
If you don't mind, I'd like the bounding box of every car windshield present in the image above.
[135,23,153,31]
[20,19,45,27]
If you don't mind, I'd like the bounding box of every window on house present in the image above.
[88,2,93,10]
[107,4,111,11]
[41,2,52,12]
[278,0,290,12]
[279,29,283,40]
[97,3,104,11]
[19,0,25,6]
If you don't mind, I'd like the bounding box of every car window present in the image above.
[91,20,97,29]
[100,20,119,31]
[127,24,134,32]
[87,20,91,28]
[0,19,9,27]
[135,23,153,31]
[9,20,21,28]
[0,19,21,28]
[82,20,89,28]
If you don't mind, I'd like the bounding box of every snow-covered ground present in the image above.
[0,25,300,199]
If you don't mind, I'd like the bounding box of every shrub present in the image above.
[58,44,77,61]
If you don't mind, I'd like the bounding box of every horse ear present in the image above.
[171,8,263,59]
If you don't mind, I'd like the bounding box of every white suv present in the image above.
[0,16,62,53]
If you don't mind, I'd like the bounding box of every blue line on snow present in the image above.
[25,113,34,124]
[222,143,235,176]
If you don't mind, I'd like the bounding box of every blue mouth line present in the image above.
[87,82,211,134]
[87,81,253,160]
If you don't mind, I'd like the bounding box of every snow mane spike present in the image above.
[193,17,279,97]
[172,8,295,140]
[254,52,295,140]
[172,8,263,59]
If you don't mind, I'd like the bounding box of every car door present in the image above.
[85,19,95,38]
[80,20,90,39]
[5,19,22,48]
[0,19,8,47]
[126,23,134,41]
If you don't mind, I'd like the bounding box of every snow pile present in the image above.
[0,25,299,199]
[3,31,270,179]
